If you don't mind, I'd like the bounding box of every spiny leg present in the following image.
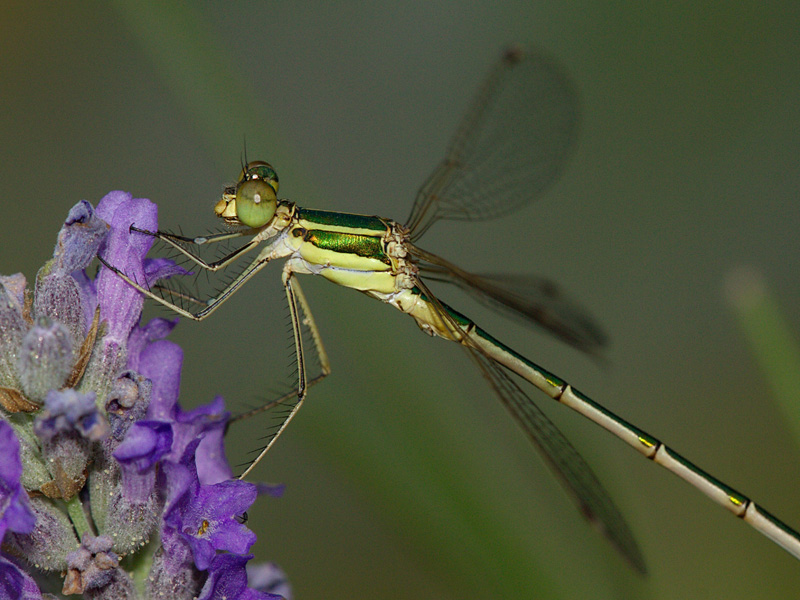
[130,225,261,272]
[148,283,208,310]
[291,274,332,379]
[237,270,330,480]
[97,245,273,321]
[231,275,331,423]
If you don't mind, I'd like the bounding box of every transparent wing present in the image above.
[405,46,579,240]
[411,278,644,571]
[466,347,646,573]
[423,265,607,356]
[409,243,606,356]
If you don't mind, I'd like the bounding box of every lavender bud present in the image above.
[63,534,135,599]
[105,372,151,441]
[54,200,109,275]
[0,275,28,387]
[5,496,79,572]
[34,270,86,348]
[17,317,74,403]
[36,389,109,443]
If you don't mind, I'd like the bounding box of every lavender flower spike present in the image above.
[0,193,288,599]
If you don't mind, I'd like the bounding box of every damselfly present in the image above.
[100,46,800,571]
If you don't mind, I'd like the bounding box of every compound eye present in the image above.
[235,179,277,227]
[240,160,279,194]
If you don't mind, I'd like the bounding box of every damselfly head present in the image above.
[214,160,280,227]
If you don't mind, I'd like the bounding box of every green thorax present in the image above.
[293,228,390,265]
[291,207,394,270]
[296,207,389,233]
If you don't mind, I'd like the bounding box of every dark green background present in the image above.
[2,2,800,598]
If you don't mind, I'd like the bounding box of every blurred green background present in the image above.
[2,1,800,598]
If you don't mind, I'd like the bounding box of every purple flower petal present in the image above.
[136,339,183,422]
[194,417,230,485]
[0,555,43,600]
[144,257,190,288]
[198,554,282,600]
[112,420,173,505]
[127,317,179,370]
[95,191,158,347]
[161,459,197,523]
[114,421,174,473]
[162,447,256,571]
[174,397,231,484]
[180,479,258,570]
[0,422,35,540]
[70,269,98,339]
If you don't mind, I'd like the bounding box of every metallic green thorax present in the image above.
[297,207,388,232]
[289,206,399,295]
[294,228,390,265]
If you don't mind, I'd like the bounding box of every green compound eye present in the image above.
[235,178,277,227]
[240,160,279,194]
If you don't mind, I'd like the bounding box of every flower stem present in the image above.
[65,494,92,540]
